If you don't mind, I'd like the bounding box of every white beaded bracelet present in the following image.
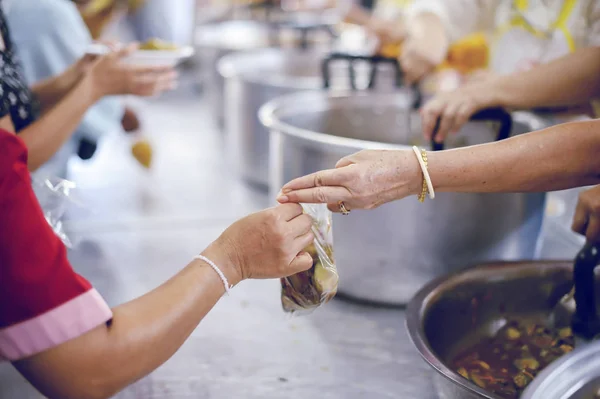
[194,255,233,295]
[412,146,435,200]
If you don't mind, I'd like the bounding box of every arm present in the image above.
[277,119,600,210]
[487,47,600,110]
[428,119,600,193]
[0,130,313,399]
[420,46,600,141]
[15,247,233,399]
[30,65,83,112]
[13,77,100,171]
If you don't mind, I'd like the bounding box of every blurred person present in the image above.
[0,128,315,399]
[0,2,175,172]
[277,116,600,242]
[4,0,136,178]
[400,0,600,85]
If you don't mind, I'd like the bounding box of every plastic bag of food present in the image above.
[32,175,79,248]
[280,204,338,314]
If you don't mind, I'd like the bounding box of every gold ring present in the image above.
[338,201,350,215]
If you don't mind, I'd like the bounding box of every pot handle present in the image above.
[430,107,513,151]
[572,241,600,340]
[321,52,422,107]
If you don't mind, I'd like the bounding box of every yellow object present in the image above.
[131,140,153,169]
[139,38,179,51]
[494,0,577,53]
[379,42,402,59]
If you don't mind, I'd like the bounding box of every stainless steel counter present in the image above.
[0,73,583,399]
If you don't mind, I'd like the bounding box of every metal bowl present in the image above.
[406,253,600,399]
[406,260,573,399]
[260,89,548,305]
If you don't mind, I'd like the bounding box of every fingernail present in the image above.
[277,195,289,203]
[282,188,292,194]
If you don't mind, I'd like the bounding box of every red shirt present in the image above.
[0,129,112,361]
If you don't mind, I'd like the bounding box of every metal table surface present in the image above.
[0,73,584,399]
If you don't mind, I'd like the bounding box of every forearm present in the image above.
[489,47,600,110]
[31,67,81,112]
[20,79,98,171]
[15,244,236,399]
[427,120,600,194]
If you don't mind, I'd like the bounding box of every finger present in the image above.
[451,102,475,135]
[293,231,316,255]
[586,214,600,243]
[572,201,589,235]
[421,100,444,140]
[280,168,351,195]
[274,203,304,221]
[281,186,352,205]
[288,250,314,274]
[335,156,355,169]
[287,213,314,238]
[436,103,461,143]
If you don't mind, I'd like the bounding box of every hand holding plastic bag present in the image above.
[281,203,339,314]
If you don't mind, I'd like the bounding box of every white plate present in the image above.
[85,44,194,67]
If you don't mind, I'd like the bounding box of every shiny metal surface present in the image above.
[406,260,581,399]
[522,340,600,399]
[261,90,547,305]
[196,19,332,129]
[219,48,399,189]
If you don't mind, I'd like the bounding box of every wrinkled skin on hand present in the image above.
[278,149,422,212]
[215,204,315,284]
[572,185,600,243]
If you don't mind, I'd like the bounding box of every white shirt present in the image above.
[407,0,600,48]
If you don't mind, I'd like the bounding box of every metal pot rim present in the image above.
[405,260,572,399]
[259,90,414,151]
[217,48,324,90]
[521,339,600,398]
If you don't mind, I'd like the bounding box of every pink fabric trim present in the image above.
[0,289,113,361]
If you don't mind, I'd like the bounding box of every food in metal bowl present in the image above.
[452,320,575,398]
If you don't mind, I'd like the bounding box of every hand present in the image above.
[421,81,494,143]
[85,43,178,99]
[572,185,600,243]
[207,204,315,285]
[367,17,405,48]
[277,149,422,212]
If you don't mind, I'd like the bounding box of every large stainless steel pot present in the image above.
[522,340,600,399]
[219,51,401,189]
[406,242,600,399]
[260,90,547,305]
[196,17,335,129]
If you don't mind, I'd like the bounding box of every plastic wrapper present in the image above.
[281,204,338,314]
[32,175,79,248]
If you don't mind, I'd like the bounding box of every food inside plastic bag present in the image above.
[281,204,338,314]
[32,175,79,248]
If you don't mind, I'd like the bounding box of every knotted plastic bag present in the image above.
[281,204,338,314]
[32,176,79,248]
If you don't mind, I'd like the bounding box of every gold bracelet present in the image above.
[412,146,435,202]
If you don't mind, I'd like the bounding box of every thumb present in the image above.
[288,251,313,274]
[335,157,354,169]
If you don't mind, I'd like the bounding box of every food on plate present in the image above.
[452,320,574,398]
[131,139,153,169]
[139,38,179,51]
